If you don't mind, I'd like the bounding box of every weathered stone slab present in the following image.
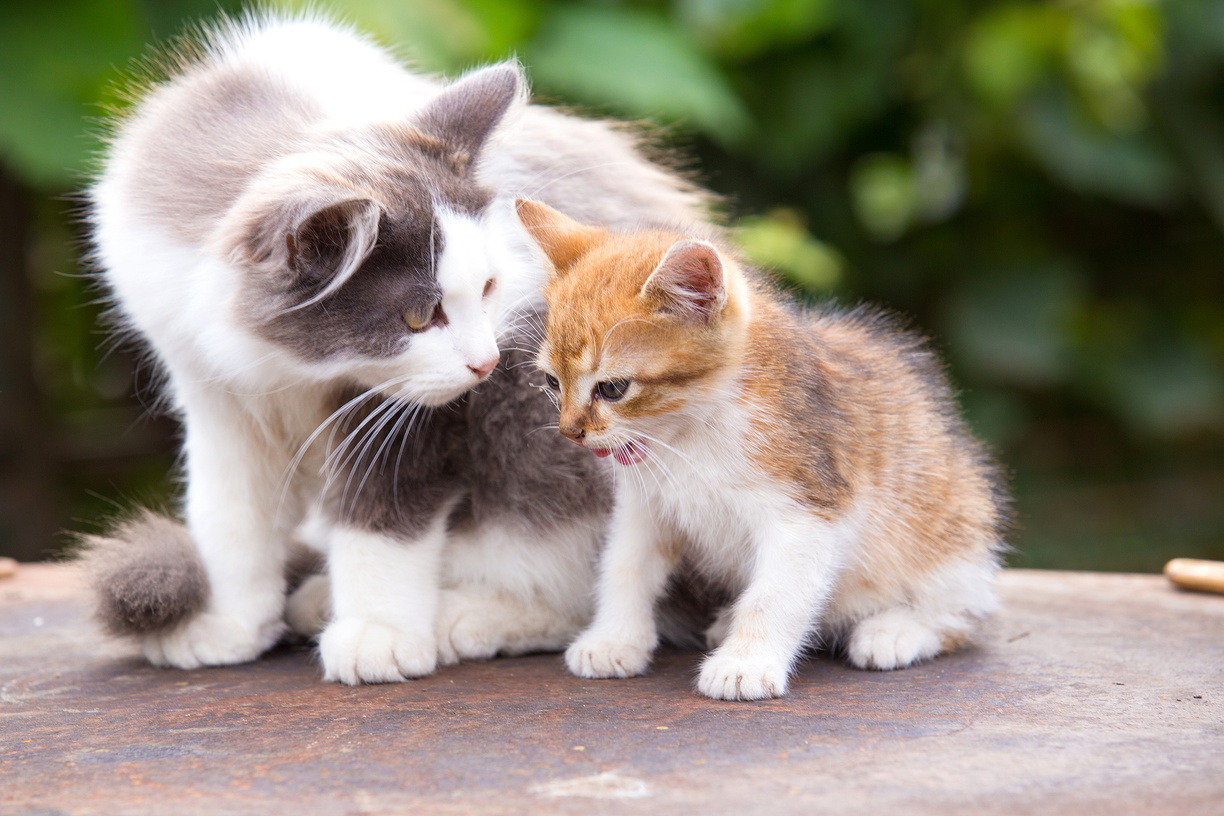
[1,564,1220,815]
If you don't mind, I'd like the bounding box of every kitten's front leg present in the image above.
[319,517,447,684]
[142,390,294,668]
[696,512,845,701]
[566,488,675,679]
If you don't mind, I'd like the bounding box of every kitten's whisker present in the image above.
[601,316,661,348]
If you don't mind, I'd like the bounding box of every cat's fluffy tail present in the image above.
[79,511,209,636]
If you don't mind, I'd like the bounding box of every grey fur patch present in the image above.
[325,311,613,538]
[80,511,209,636]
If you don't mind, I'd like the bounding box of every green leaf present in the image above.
[944,261,1087,388]
[850,153,917,243]
[676,0,836,61]
[963,3,1065,106]
[0,0,146,187]
[1018,89,1180,207]
[524,5,751,145]
[735,209,843,292]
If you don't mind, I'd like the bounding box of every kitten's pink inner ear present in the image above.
[514,199,601,273]
[641,240,727,322]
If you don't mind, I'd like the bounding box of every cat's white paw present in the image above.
[847,612,942,670]
[143,611,284,669]
[565,633,653,679]
[703,605,734,649]
[319,618,437,684]
[697,649,789,700]
[435,592,504,666]
[285,574,331,638]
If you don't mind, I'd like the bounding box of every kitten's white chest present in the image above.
[634,419,776,586]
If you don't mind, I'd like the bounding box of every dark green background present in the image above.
[2,0,1221,570]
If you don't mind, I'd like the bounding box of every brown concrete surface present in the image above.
[1,564,1220,815]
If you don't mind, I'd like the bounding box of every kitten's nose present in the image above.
[559,426,585,442]
[468,357,498,379]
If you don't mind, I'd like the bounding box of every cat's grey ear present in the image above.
[221,191,381,309]
[285,198,382,309]
[515,198,604,274]
[415,62,526,167]
[641,240,727,322]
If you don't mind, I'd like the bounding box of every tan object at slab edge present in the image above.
[1164,558,1224,595]
[0,557,17,579]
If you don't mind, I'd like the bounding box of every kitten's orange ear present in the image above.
[641,239,727,323]
[515,199,603,274]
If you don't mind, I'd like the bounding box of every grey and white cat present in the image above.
[85,12,711,683]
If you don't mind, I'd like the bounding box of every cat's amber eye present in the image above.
[406,302,446,333]
[595,379,630,401]
[543,373,560,390]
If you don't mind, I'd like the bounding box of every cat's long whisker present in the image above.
[276,377,410,523]
[322,391,403,479]
[328,395,403,486]
[346,398,413,515]
[315,375,416,495]
[391,402,432,510]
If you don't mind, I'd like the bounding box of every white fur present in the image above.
[434,516,603,665]
[321,522,448,684]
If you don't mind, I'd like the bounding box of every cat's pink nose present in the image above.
[468,358,498,379]
[559,426,585,442]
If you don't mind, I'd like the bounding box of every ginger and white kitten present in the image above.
[86,12,710,684]
[519,201,1008,701]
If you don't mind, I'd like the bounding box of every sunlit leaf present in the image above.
[0,0,145,187]
[677,0,836,60]
[963,4,1064,106]
[524,5,752,144]
[850,153,916,242]
[735,209,843,292]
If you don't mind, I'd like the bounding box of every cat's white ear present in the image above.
[641,239,727,322]
[514,198,603,275]
[414,62,527,167]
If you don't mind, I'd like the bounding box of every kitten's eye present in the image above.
[544,373,560,390]
[595,379,630,402]
[483,279,496,299]
[406,302,447,333]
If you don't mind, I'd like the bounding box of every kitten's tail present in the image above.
[79,511,209,636]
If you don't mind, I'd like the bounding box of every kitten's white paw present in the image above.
[565,633,653,679]
[319,618,437,685]
[285,574,331,638]
[143,611,284,669]
[847,612,942,671]
[697,649,789,700]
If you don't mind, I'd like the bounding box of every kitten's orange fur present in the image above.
[519,200,1007,700]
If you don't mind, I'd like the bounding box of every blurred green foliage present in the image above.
[1,0,1220,569]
